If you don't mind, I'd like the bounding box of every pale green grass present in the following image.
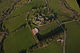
[66,0,80,14]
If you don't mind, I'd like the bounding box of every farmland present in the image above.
[66,0,80,14]
[66,22,80,53]
[33,42,62,53]
[0,0,80,53]
[4,27,34,53]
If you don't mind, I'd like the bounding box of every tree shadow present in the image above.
[19,50,26,53]
[36,24,65,41]
[76,0,80,7]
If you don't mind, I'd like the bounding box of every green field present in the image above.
[39,22,58,35]
[33,42,62,53]
[66,0,80,14]
[65,22,80,53]
[0,0,80,53]
[0,0,12,12]
[3,0,63,53]
[4,27,34,53]
[48,0,73,21]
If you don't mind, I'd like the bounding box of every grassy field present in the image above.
[48,0,61,14]
[64,0,80,53]
[4,27,34,53]
[3,0,45,32]
[3,0,50,53]
[65,22,80,53]
[48,0,73,22]
[66,0,80,14]
[39,22,58,35]
[33,42,62,53]
[2,0,80,53]
[0,0,12,12]
[4,14,26,32]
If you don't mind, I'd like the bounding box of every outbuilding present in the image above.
[32,28,39,35]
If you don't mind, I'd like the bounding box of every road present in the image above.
[54,18,66,53]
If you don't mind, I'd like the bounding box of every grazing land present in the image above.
[0,0,80,53]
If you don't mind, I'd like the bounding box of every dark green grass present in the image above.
[0,0,12,12]
[4,27,34,53]
[33,42,62,53]
[48,0,73,23]
[48,0,61,13]
[4,14,26,32]
[3,0,46,53]
[3,0,80,53]
[4,0,45,32]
